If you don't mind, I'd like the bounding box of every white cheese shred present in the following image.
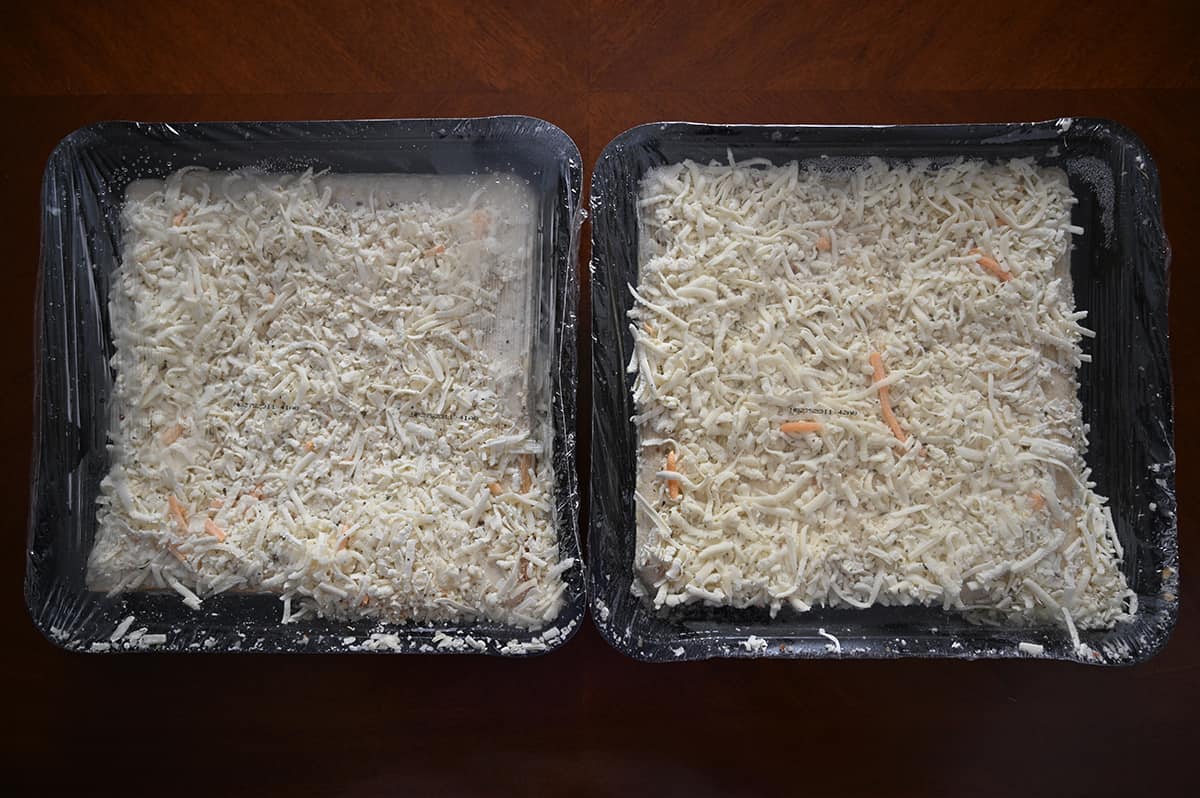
[818,628,842,654]
[1017,641,1046,656]
[109,615,135,643]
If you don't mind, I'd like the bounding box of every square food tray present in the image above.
[27,117,585,654]
[588,118,1176,664]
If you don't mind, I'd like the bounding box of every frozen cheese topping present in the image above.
[630,155,1133,630]
[90,168,569,628]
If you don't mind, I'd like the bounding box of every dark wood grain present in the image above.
[3,2,1198,796]
[590,0,1199,91]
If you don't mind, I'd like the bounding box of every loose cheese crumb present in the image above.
[88,169,566,629]
[1017,641,1045,656]
[631,156,1133,631]
[109,615,135,643]
[741,634,768,653]
[818,628,842,654]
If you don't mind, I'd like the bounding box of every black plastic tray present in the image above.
[588,119,1176,664]
[27,116,586,654]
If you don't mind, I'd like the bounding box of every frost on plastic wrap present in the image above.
[589,119,1175,664]
[27,118,585,654]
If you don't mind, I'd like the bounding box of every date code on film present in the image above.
[788,405,860,417]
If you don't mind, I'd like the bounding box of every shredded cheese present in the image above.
[741,634,768,653]
[630,155,1133,631]
[1017,641,1045,656]
[88,168,566,628]
[818,627,842,654]
[109,615,135,643]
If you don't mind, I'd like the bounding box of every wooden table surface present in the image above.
[4,2,1197,795]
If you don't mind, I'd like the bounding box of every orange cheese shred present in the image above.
[969,248,1012,282]
[666,450,681,500]
[870,352,908,443]
[204,518,227,542]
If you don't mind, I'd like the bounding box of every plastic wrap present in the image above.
[27,117,585,654]
[588,119,1175,664]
